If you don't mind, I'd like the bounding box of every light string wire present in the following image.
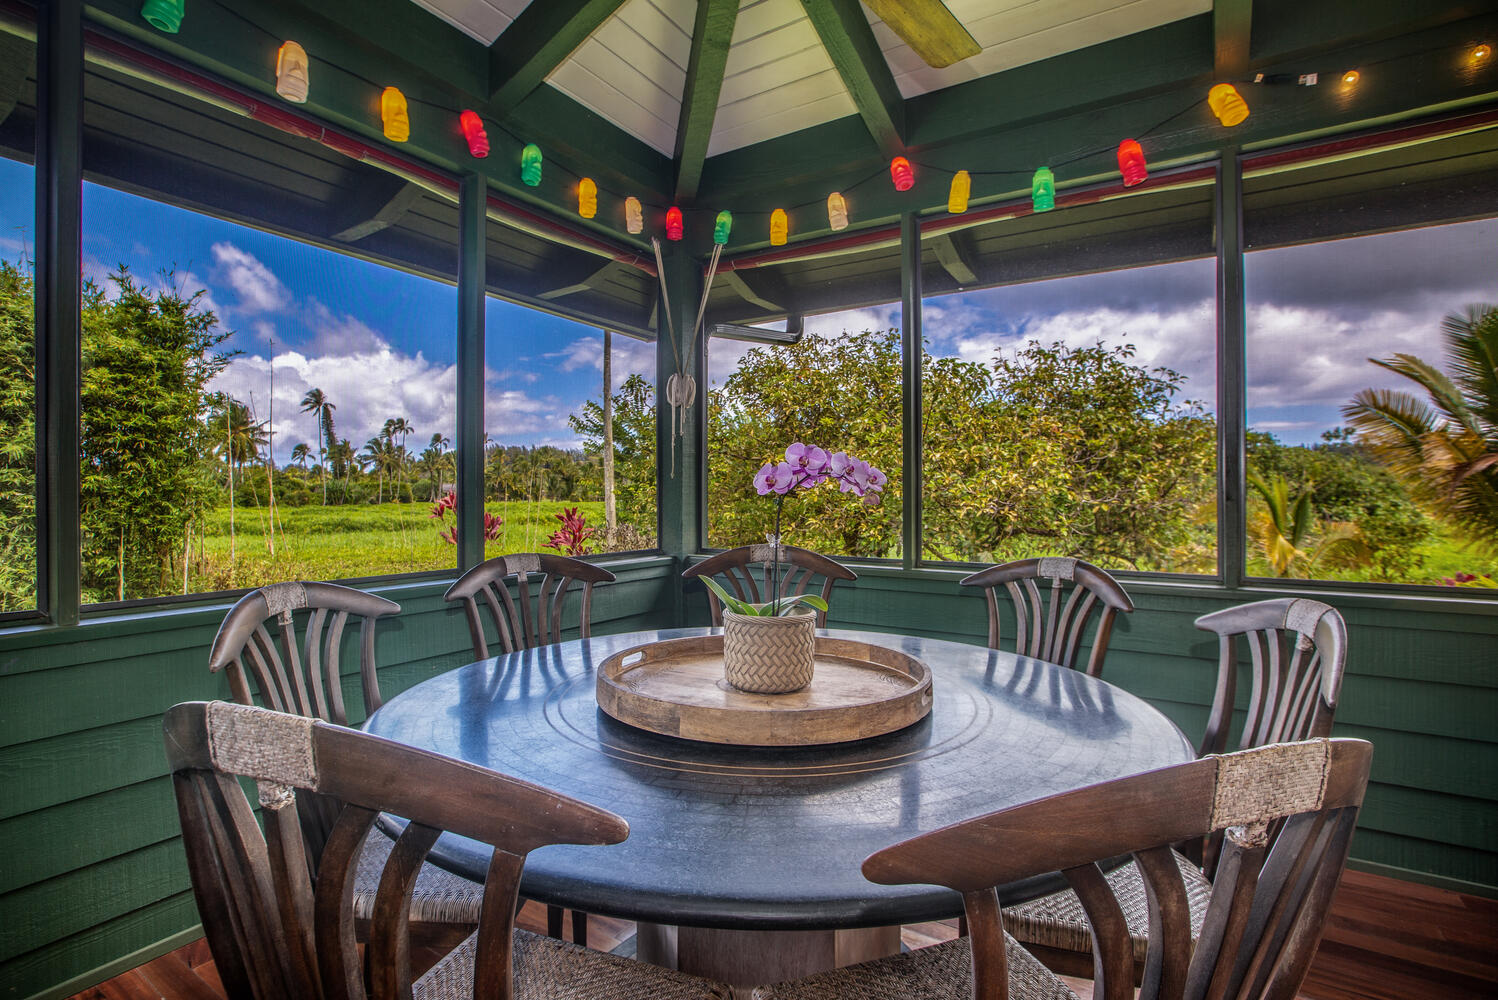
[184,0,1485,235]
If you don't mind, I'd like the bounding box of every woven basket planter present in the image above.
[722,610,817,693]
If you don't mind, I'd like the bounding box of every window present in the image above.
[0,18,37,612]
[707,310,903,560]
[481,294,657,555]
[919,177,1218,574]
[79,57,459,603]
[1243,126,1498,588]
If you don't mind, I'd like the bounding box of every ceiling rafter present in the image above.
[487,0,630,116]
[721,269,789,314]
[331,175,426,243]
[928,231,977,285]
[798,0,906,157]
[538,258,623,301]
[1214,0,1253,79]
[674,0,739,203]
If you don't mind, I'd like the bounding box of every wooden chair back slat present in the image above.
[862,739,1371,1000]
[1194,599,1348,758]
[683,545,857,627]
[209,583,400,728]
[963,558,1135,676]
[165,700,630,1000]
[445,554,616,660]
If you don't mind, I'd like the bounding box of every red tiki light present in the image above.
[460,110,489,158]
[890,156,914,191]
[1117,139,1147,187]
[666,206,684,241]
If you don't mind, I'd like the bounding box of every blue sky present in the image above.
[3,153,1495,454]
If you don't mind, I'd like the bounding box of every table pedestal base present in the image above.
[635,922,903,987]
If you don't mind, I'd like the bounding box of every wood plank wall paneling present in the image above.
[0,558,678,1000]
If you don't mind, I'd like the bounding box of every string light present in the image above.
[140,0,183,33]
[1208,83,1250,126]
[520,143,543,186]
[714,210,732,245]
[666,206,683,241]
[1031,167,1055,212]
[1341,70,1360,86]
[578,178,597,218]
[770,209,788,246]
[275,42,309,103]
[1473,43,1492,64]
[380,87,409,142]
[625,197,643,235]
[947,170,970,213]
[890,156,914,192]
[827,192,849,230]
[460,110,489,158]
[1116,139,1147,187]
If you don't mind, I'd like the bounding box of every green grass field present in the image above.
[189,500,624,592]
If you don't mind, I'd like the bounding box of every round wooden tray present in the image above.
[595,633,933,746]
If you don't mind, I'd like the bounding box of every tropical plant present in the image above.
[1343,305,1498,551]
[299,387,334,504]
[0,262,37,610]
[542,506,596,556]
[290,442,311,471]
[1247,470,1371,577]
[429,490,502,544]
[361,435,399,503]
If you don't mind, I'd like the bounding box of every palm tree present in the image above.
[1343,305,1498,549]
[300,388,335,505]
[1248,470,1370,577]
[384,417,415,502]
[290,442,312,473]
[419,432,450,500]
[361,436,400,503]
[329,438,355,496]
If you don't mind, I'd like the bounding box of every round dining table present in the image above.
[364,626,1194,983]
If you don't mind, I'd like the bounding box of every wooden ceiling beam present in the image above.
[1214,0,1253,78]
[674,0,739,203]
[721,269,787,313]
[331,175,426,243]
[928,231,978,285]
[0,32,32,127]
[488,0,630,116]
[798,0,905,156]
[538,258,622,301]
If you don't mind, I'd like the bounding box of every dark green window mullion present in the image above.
[656,242,703,564]
[899,212,922,571]
[455,172,487,571]
[35,0,84,625]
[1216,151,1248,588]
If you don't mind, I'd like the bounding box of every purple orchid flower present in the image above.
[785,442,830,486]
[754,461,798,496]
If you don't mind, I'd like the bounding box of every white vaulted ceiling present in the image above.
[410,0,1210,157]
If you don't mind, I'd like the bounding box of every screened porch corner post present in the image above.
[1215,150,1248,589]
[655,241,706,616]
[35,0,83,626]
[455,170,487,572]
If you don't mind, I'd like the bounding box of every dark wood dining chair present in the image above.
[1001,596,1350,979]
[443,552,616,945]
[959,557,1134,677]
[444,552,617,660]
[682,544,856,627]
[164,701,733,1000]
[209,581,482,947]
[753,737,1372,1000]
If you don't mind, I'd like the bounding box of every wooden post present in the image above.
[456,172,487,571]
[35,0,83,622]
[1217,151,1247,588]
[603,329,616,547]
[899,212,923,571]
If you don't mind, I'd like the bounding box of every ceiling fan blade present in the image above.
[862,0,981,69]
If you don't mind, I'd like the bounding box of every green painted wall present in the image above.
[0,557,678,1000]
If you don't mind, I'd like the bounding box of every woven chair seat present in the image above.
[1003,849,1213,963]
[414,928,734,1000]
[750,934,1077,1000]
[352,831,485,925]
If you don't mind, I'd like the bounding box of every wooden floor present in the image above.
[68,870,1497,1000]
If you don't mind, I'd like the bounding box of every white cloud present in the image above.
[304,299,385,355]
[209,338,456,462]
[211,241,290,314]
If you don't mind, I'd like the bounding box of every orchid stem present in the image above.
[772,494,783,615]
